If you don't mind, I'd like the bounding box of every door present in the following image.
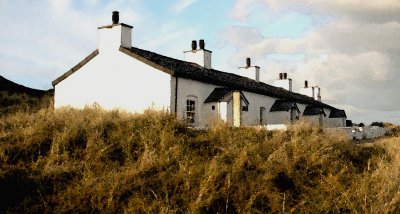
[219,102,228,123]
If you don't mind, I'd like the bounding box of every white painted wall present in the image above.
[297,103,307,118]
[241,91,276,126]
[183,49,212,69]
[98,25,131,51]
[174,77,282,127]
[299,87,315,99]
[274,79,292,91]
[323,108,331,127]
[55,24,170,112]
[238,66,260,82]
[268,111,290,125]
[174,78,219,127]
[325,118,346,128]
[302,115,323,126]
[54,51,171,112]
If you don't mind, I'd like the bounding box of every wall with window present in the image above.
[173,78,220,127]
[173,77,281,127]
[241,91,276,126]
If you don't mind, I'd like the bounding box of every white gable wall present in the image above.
[323,108,331,127]
[54,50,171,112]
[297,103,307,118]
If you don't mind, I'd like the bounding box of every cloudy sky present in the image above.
[0,0,399,124]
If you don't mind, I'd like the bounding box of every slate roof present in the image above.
[270,100,299,112]
[303,105,326,116]
[204,88,233,103]
[52,44,346,115]
[204,88,249,104]
[329,109,347,118]
[120,46,338,110]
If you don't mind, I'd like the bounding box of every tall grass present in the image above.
[0,108,399,213]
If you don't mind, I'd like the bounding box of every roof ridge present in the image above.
[125,46,337,109]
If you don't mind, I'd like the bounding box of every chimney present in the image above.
[184,39,212,69]
[191,40,197,51]
[315,86,321,101]
[299,80,315,98]
[199,39,205,49]
[98,11,133,51]
[238,58,260,82]
[274,73,292,91]
[112,11,119,24]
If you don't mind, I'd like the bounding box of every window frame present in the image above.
[185,96,198,124]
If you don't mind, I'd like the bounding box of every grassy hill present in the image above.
[0,75,53,115]
[1,108,399,213]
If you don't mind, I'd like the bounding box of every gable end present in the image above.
[52,50,99,86]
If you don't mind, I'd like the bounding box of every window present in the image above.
[185,98,196,124]
[242,106,248,111]
[212,105,215,110]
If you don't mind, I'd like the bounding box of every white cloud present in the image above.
[230,0,261,21]
[224,0,400,123]
[171,0,197,13]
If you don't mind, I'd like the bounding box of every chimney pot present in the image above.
[191,40,197,51]
[246,58,251,67]
[284,73,288,79]
[305,80,308,88]
[112,11,119,24]
[199,39,205,49]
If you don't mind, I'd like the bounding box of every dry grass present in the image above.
[0,108,399,213]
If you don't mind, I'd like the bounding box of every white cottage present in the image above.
[52,12,347,128]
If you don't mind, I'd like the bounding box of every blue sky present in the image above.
[1,0,399,124]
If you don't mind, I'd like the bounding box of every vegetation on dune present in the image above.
[1,107,399,213]
[0,75,53,115]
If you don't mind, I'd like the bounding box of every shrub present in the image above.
[0,108,399,213]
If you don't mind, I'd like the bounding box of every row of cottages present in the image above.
[52,12,347,129]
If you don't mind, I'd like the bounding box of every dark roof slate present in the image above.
[303,105,326,116]
[329,109,347,118]
[204,88,233,103]
[120,46,338,110]
[270,100,298,112]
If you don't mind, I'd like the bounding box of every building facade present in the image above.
[53,12,347,129]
